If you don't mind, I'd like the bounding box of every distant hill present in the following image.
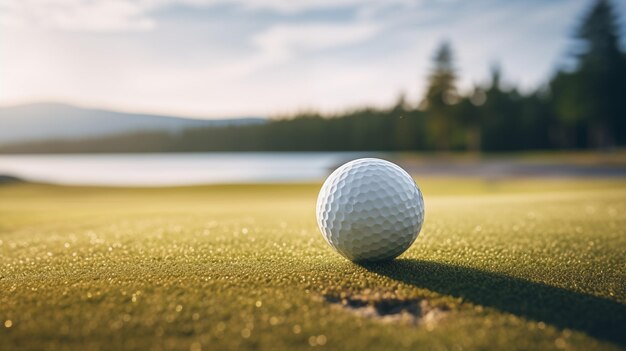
[0,102,265,144]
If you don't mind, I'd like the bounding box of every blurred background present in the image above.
[1,0,625,185]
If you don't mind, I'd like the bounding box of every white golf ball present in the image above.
[316,158,425,262]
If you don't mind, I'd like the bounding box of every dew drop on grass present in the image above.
[241,328,251,338]
[292,325,301,334]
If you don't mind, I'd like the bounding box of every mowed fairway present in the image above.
[0,178,625,351]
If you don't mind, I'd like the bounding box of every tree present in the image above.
[551,0,626,148]
[421,41,461,150]
[480,65,521,151]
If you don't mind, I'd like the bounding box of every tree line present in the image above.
[2,0,625,154]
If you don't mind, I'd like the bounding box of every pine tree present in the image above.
[552,0,626,148]
[576,0,623,70]
[422,42,459,150]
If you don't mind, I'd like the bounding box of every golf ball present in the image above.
[316,158,425,262]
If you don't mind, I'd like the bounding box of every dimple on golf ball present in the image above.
[316,158,425,262]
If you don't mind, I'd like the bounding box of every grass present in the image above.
[0,178,625,351]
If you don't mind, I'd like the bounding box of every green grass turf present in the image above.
[0,178,625,350]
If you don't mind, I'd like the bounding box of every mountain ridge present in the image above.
[0,102,265,144]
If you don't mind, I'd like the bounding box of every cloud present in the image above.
[251,22,380,64]
[0,0,411,32]
[0,0,155,32]
[210,0,363,14]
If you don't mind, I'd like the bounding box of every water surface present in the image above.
[0,152,374,186]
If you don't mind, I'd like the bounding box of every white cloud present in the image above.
[213,0,363,14]
[0,0,399,32]
[0,0,155,32]
[252,22,380,63]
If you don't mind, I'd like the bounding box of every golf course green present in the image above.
[1,178,625,350]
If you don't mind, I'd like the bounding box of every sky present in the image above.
[1,0,625,118]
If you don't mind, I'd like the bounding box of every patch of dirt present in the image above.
[322,293,450,327]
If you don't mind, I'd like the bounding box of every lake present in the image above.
[3,152,624,186]
[0,152,377,186]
